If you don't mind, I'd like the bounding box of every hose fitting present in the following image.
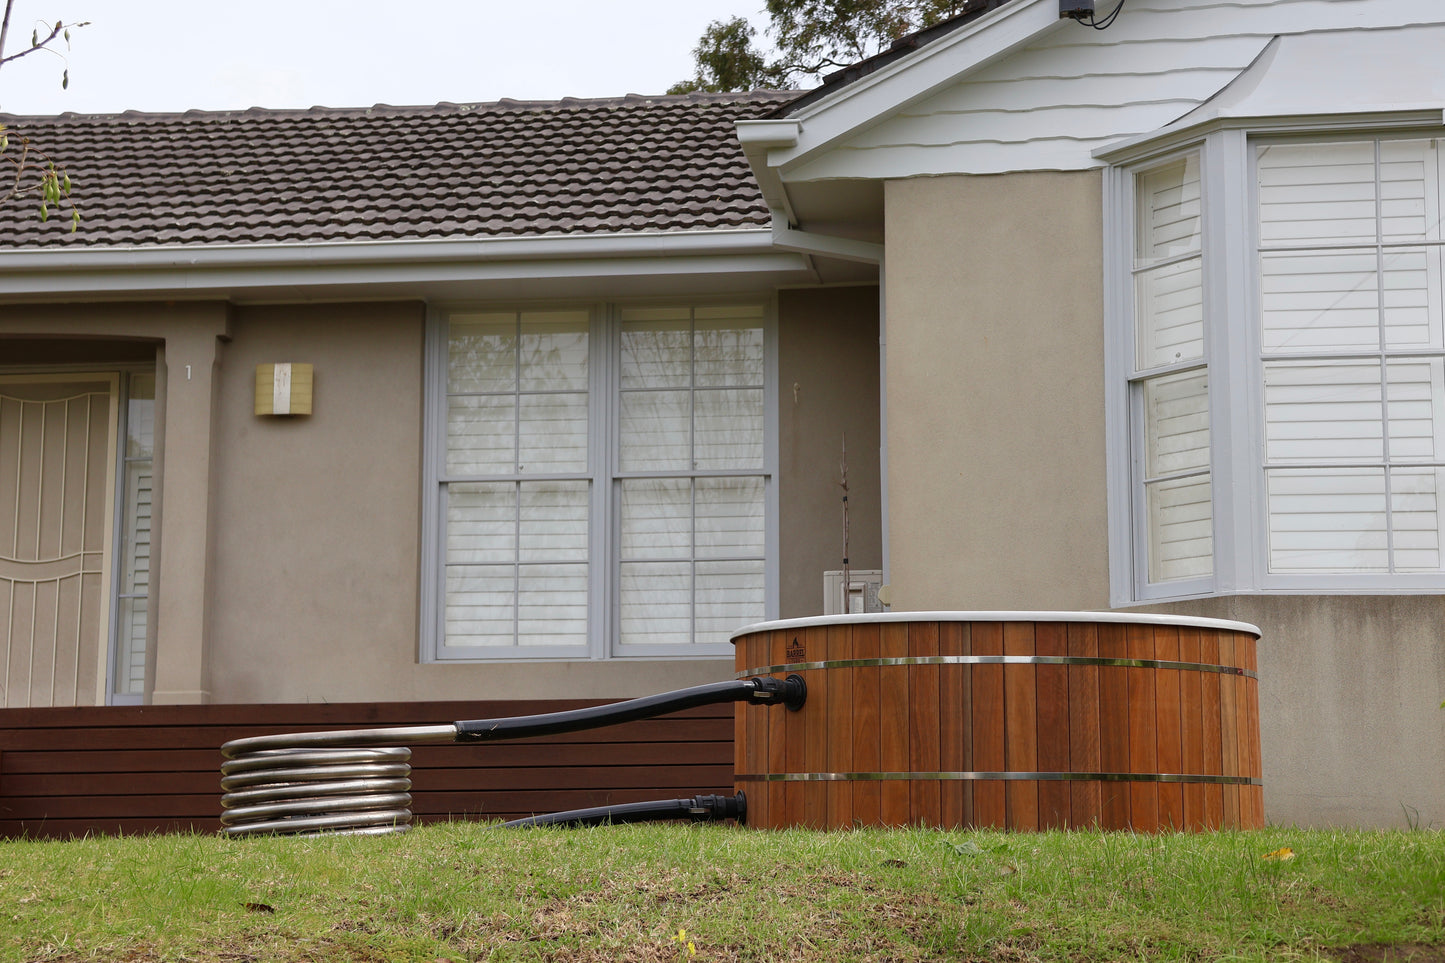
[747,673,807,711]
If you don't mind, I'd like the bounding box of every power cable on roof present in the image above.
[1085,0,1126,29]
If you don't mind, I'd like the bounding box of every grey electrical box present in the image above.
[1060,0,1095,17]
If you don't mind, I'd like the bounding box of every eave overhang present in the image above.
[0,228,820,302]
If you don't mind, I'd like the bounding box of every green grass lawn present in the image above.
[1,824,1441,962]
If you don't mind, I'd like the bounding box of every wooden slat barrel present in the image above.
[732,613,1263,831]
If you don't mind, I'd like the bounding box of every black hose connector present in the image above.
[453,676,806,742]
[747,673,807,711]
[502,792,747,829]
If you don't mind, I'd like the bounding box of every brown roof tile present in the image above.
[0,90,799,249]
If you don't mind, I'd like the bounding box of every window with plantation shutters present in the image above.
[1111,129,1445,602]
[1258,137,1445,575]
[1129,151,1213,588]
[429,302,772,660]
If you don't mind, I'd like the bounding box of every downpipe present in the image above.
[219,675,805,836]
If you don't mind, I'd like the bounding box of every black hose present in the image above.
[453,675,805,742]
[502,792,746,828]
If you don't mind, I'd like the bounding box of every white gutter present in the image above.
[0,228,812,297]
[0,228,780,273]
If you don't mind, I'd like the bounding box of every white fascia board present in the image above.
[766,0,1064,176]
[0,229,799,297]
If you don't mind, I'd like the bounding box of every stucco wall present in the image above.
[883,171,1110,611]
[778,286,883,618]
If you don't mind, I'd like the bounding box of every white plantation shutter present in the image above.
[113,373,155,699]
[1135,155,1204,368]
[435,303,770,658]
[1257,137,1445,577]
[617,306,767,648]
[443,311,591,650]
[1132,151,1212,587]
[1141,370,1212,582]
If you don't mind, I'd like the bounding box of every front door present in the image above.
[0,375,119,707]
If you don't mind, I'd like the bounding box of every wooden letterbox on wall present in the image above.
[255,363,314,416]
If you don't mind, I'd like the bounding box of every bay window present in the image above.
[425,302,774,660]
[1113,128,1445,600]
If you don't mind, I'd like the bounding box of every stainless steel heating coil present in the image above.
[218,677,805,837]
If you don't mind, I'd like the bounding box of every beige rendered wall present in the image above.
[777,286,883,618]
[882,171,1110,611]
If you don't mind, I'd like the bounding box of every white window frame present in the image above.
[1109,120,1445,605]
[421,298,778,661]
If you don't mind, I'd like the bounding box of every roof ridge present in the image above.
[0,89,802,124]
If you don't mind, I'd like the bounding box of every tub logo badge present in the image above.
[786,636,806,662]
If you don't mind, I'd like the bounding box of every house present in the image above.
[2,0,1443,831]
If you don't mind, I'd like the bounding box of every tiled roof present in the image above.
[0,90,799,249]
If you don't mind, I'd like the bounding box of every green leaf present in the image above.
[40,204,50,222]
[31,28,38,46]
[62,174,71,193]
[946,840,985,857]
[62,69,69,90]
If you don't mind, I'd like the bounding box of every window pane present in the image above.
[449,314,516,394]
[620,390,691,471]
[696,477,765,558]
[696,559,765,646]
[621,319,690,389]
[1135,154,1201,262]
[695,320,764,386]
[127,373,155,459]
[1145,474,1212,582]
[114,596,147,696]
[447,395,516,475]
[1264,360,1383,463]
[447,482,515,564]
[619,561,691,646]
[517,563,588,646]
[518,393,588,473]
[1135,256,1204,368]
[1379,139,1436,243]
[445,565,515,646]
[1142,369,1209,478]
[1381,247,1440,349]
[1386,358,1445,462]
[1257,141,1377,246]
[1260,249,1379,352]
[620,478,690,559]
[1392,467,1445,571]
[694,388,764,470]
[518,312,589,391]
[1267,468,1388,572]
[519,481,588,562]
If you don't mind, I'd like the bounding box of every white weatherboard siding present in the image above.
[783,0,1445,181]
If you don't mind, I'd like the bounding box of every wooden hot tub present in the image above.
[731,612,1263,832]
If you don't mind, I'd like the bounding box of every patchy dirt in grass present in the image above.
[1324,946,1445,963]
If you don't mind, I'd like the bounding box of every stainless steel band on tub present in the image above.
[736,655,1258,680]
[736,771,1263,786]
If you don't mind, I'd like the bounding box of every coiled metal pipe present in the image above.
[219,676,804,837]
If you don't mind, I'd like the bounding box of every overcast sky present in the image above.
[0,1,776,116]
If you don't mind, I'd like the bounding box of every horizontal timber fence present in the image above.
[0,700,732,839]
